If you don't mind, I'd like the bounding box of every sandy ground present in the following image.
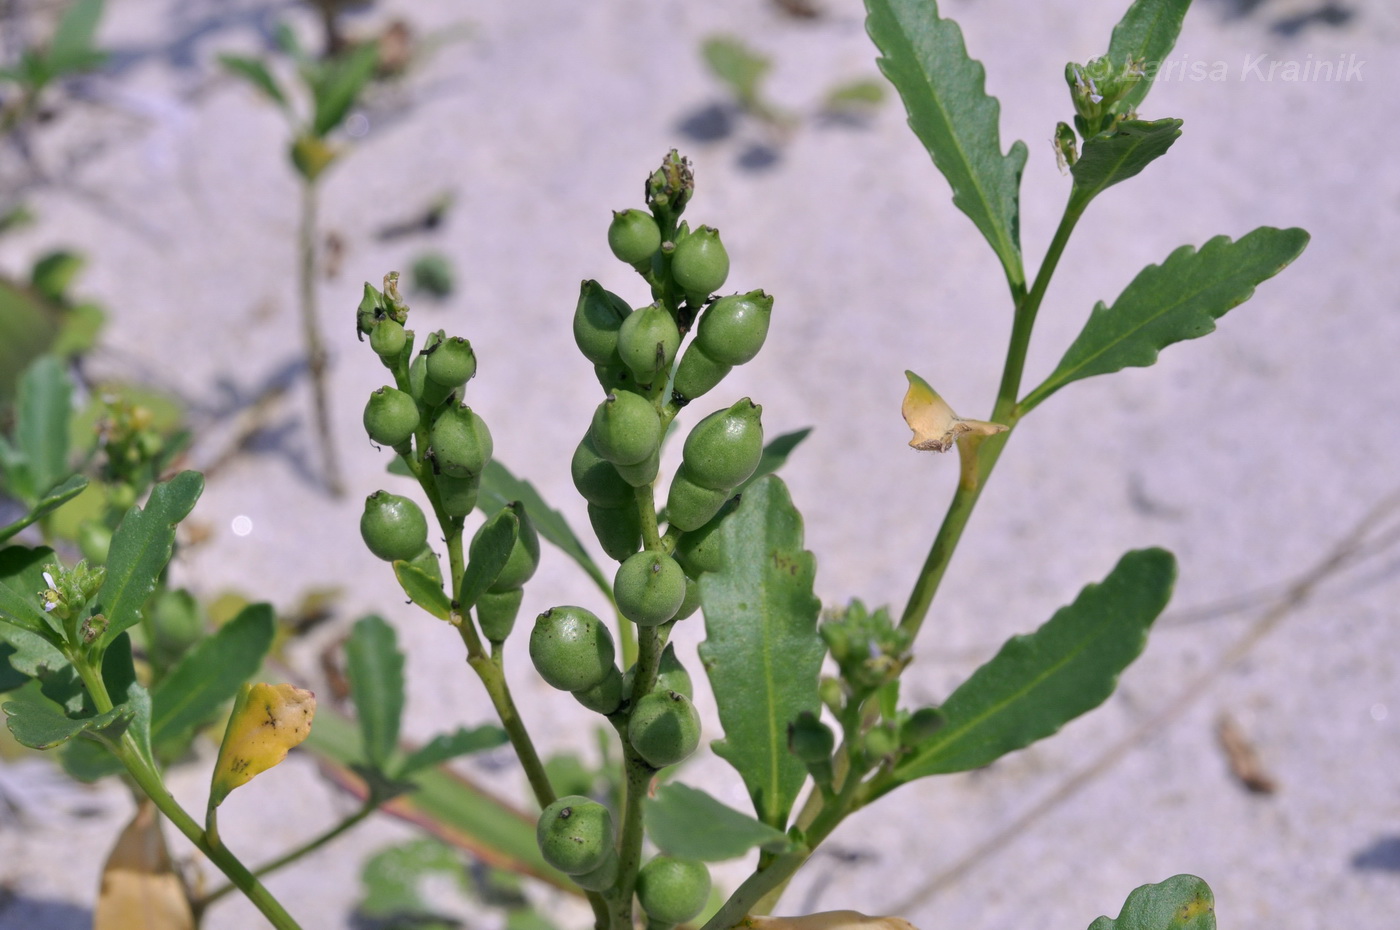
[0,0,1397,928]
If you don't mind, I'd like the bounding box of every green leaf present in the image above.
[1070,118,1182,206]
[4,696,128,750]
[346,615,405,771]
[697,476,823,828]
[479,460,608,595]
[1023,227,1310,411]
[737,427,812,495]
[645,782,792,862]
[301,707,570,888]
[460,508,517,612]
[311,40,379,137]
[701,35,771,109]
[1106,0,1192,115]
[16,356,72,503]
[393,560,452,621]
[0,644,30,692]
[0,474,87,544]
[865,0,1027,284]
[397,724,509,778]
[95,471,203,648]
[0,545,64,638]
[358,837,468,921]
[1089,874,1216,930]
[0,279,61,416]
[30,251,84,304]
[888,549,1175,789]
[63,634,152,779]
[219,54,290,110]
[46,0,107,75]
[148,603,275,759]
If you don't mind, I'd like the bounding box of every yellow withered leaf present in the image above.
[94,799,194,930]
[209,682,316,808]
[901,370,1006,453]
[742,910,922,930]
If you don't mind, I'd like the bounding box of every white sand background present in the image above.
[0,0,1397,927]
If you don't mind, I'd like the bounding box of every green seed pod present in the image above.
[573,664,623,715]
[572,433,634,507]
[360,491,429,562]
[408,349,429,403]
[682,398,764,491]
[617,303,680,382]
[589,392,661,467]
[370,318,407,358]
[608,209,662,265]
[664,464,730,533]
[587,503,642,561]
[628,690,701,768]
[788,710,835,764]
[435,471,480,519]
[425,335,477,391]
[863,724,899,761]
[670,225,728,300]
[657,642,694,698]
[430,404,493,479]
[476,587,524,643]
[483,502,540,592]
[363,386,420,448]
[573,280,633,366]
[696,289,772,366]
[612,445,660,489]
[529,606,616,692]
[594,355,639,394]
[572,847,620,892]
[636,856,711,925]
[671,342,732,403]
[674,574,701,622]
[536,795,615,875]
[613,551,686,627]
[622,642,694,702]
[671,498,739,578]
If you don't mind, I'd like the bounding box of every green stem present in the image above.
[298,179,344,497]
[899,195,1087,641]
[73,652,309,930]
[199,802,376,909]
[610,620,663,927]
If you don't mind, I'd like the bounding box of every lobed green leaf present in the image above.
[645,782,791,862]
[95,470,204,648]
[0,545,64,639]
[4,694,129,750]
[346,615,406,771]
[1070,118,1182,206]
[148,603,275,759]
[887,548,1175,789]
[1023,227,1310,411]
[1107,0,1193,115]
[865,0,1027,286]
[1089,874,1216,930]
[698,476,824,829]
